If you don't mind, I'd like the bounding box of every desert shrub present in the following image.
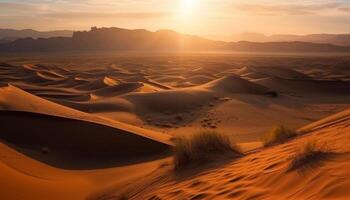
[288,140,330,171]
[173,131,242,170]
[263,125,296,146]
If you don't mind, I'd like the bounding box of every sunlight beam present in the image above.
[180,0,197,15]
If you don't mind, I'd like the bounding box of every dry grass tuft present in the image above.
[288,140,331,172]
[173,131,242,170]
[262,125,297,146]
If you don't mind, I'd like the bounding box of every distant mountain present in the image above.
[0,27,225,52]
[229,41,350,52]
[0,29,73,41]
[1,27,350,52]
[232,33,350,46]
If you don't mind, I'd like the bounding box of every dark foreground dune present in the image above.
[0,84,172,169]
[0,111,171,169]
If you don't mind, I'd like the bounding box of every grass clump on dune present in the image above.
[262,125,297,146]
[288,140,331,172]
[173,131,243,170]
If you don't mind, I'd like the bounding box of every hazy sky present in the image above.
[1,0,350,40]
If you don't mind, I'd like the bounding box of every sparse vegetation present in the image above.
[173,131,243,170]
[262,125,297,146]
[288,140,331,171]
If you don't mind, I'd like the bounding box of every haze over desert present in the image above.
[1,0,350,199]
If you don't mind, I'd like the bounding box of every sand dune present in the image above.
[0,142,92,200]
[93,82,143,97]
[49,97,134,113]
[125,88,213,114]
[52,76,90,88]
[36,71,65,81]
[237,66,310,80]
[76,76,119,90]
[203,74,269,94]
[185,74,215,85]
[136,82,163,93]
[0,140,168,200]
[150,75,185,83]
[0,77,176,199]
[299,107,350,133]
[254,76,350,96]
[127,109,350,200]
[0,84,172,169]
[35,92,91,102]
[0,84,172,142]
[0,111,170,169]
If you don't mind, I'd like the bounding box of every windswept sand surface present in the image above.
[0,53,350,199]
[1,54,350,141]
[127,109,350,200]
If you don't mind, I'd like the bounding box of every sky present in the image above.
[1,0,350,40]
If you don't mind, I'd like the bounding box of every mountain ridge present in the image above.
[0,28,73,41]
[231,32,350,46]
[1,27,350,52]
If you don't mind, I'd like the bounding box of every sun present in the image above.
[180,0,197,15]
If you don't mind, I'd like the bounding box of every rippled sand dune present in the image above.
[130,109,350,200]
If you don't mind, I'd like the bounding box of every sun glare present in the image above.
[180,0,197,15]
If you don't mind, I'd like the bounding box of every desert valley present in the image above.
[1,0,350,199]
[1,49,350,199]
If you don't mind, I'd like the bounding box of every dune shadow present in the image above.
[171,153,241,182]
[287,151,340,175]
[0,110,171,169]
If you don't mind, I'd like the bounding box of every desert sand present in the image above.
[1,53,350,199]
[127,108,350,200]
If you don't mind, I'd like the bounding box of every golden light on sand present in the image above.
[2,1,350,200]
